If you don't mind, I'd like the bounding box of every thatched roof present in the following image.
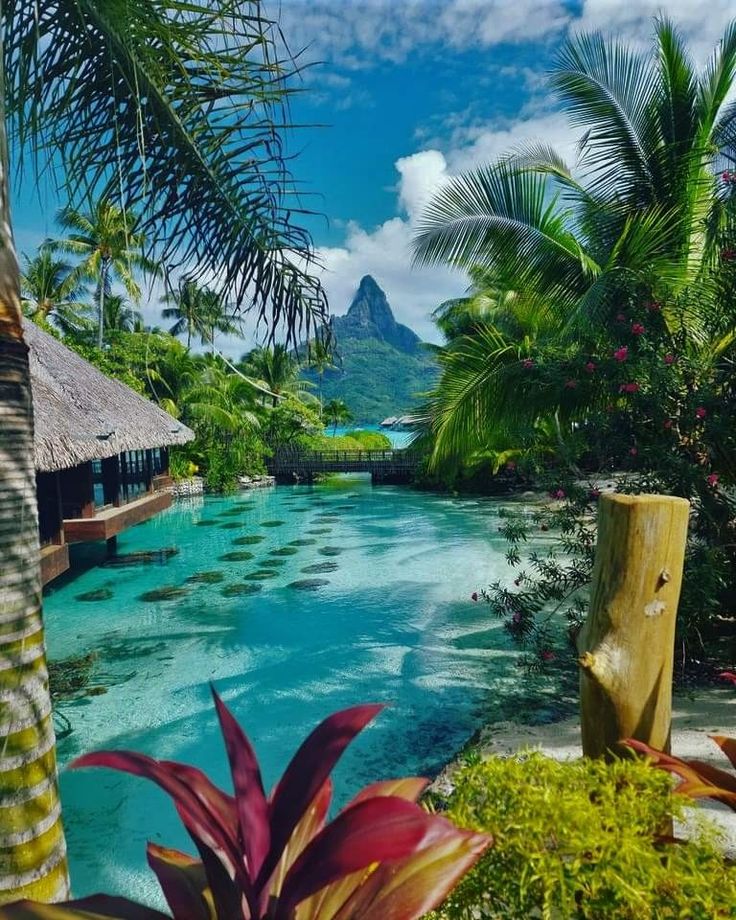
[25,320,194,473]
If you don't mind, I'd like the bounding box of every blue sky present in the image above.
[12,0,736,349]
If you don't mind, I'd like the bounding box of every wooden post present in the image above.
[578,493,690,759]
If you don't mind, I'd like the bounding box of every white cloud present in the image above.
[280,0,569,68]
[576,1,736,62]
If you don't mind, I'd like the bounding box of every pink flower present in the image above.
[629,446,638,456]
[695,406,707,419]
[512,611,522,624]
[718,670,736,685]
[619,382,640,394]
[707,473,719,487]
[613,346,628,362]
[541,649,556,662]
[585,361,596,373]
[663,353,675,365]
[631,322,645,336]
[565,379,578,389]
[664,419,673,430]
[722,171,736,184]
[522,358,534,369]
[588,488,601,500]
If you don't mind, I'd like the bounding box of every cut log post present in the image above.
[578,493,690,760]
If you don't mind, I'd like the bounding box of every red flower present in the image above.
[707,473,719,487]
[721,248,736,261]
[722,171,736,184]
[631,322,645,336]
[613,346,628,362]
[521,358,534,369]
[646,301,661,312]
[589,488,601,500]
[663,353,675,365]
[541,649,556,662]
[718,670,736,685]
[585,361,596,373]
[695,406,707,419]
[550,488,566,500]
[471,592,478,602]
[663,418,673,429]
[565,379,578,389]
[619,382,640,394]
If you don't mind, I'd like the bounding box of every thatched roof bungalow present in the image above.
[25,320,194,585]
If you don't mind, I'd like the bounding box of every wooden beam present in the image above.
[578,493,690,759]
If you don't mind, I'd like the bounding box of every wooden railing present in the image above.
[267,448,420,481]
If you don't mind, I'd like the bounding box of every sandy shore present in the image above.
[433,688,736,850]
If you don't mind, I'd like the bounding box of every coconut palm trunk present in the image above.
[97,256,111,349]
[0,100,69,902]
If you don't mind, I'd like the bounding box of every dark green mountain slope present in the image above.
[304,275,437,424]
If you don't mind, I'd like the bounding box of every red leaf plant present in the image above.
[2,690,490,919]
[626,735,736,812]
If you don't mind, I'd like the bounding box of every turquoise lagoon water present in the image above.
[44,479,534,903]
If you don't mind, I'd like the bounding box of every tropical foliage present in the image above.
[414,17,736,654]
[49,200,156,347]
[323,398,353,435]
[2,692,490,919]
[429,752,736,919]
[628,735,736,812]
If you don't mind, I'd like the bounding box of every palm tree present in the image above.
[306,335,336,413]
[242,344,310,406]
[413,18,736,467]
[0,0,327,902]
[162,278,213,349]
[20,249,88,325]
[102,294,144,334]
[324,398,353,436]
[50,199,156,348]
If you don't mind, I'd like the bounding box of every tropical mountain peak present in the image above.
[301,276,437,424]
[338,275,421,354]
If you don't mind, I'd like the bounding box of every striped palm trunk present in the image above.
[0,101,70,903]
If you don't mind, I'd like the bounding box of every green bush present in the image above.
[432,753,736,919]
[310,429,392,451]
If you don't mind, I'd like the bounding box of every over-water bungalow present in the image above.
[25,320,194,586]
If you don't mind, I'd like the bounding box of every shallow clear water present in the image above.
[44,478,533,903]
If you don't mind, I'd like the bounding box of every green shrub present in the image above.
[432,753,736,919]
[310,430,393,451]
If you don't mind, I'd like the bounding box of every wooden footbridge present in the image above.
[267,448,420,483]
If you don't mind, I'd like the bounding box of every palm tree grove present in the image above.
[0,3,735,917]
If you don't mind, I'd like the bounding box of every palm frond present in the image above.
[5,0,327,344]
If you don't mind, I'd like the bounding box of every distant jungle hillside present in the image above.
[303,275,438,423]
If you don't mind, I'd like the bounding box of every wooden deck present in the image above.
[40,542,70,586]
[63,491,172,543]
[267,449,420,483]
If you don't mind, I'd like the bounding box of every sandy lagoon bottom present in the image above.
[44,477,548,903]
